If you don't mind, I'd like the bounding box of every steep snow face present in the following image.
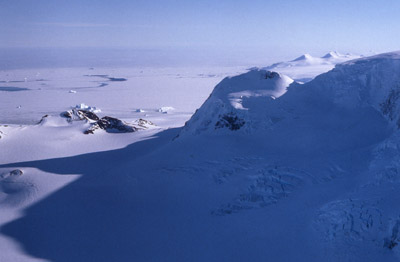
[300,51,400,125]
[181,69,293,135]
[263,51,361,82]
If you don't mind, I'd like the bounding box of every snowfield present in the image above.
[2,51,400,261]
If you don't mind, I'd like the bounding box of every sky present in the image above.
[1,0,400,67]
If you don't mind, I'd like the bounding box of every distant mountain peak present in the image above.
[322,51,342,59]
[262,51,362,83]
[321,51,350,59]
[292,54,314,62]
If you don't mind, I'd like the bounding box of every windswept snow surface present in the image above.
[3,51,400,261]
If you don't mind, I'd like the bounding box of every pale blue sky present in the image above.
[1,0,400,66]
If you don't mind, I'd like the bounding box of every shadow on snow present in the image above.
[0,128,181,262]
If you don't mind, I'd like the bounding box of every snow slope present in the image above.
[2,51,400,262]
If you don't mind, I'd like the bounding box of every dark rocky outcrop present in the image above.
[37,115,49,124]
[134,119,154,128]
[61,109,154,134]
[85,116,138,134]
[380,88,400,128]
[9,169,23,176]
[1,169,23,179]
[61,109,100,122]
[265,71,280,79]
[215,113,245,131]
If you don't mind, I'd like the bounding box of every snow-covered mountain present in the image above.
[184,51,400,136]
[2,51,400,262]
[181,70,293,135]
[176,51,400,260]
[262,51,361,82]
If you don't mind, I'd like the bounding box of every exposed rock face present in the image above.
[1,169,23,178]
[85,116,138,134]
[380,89,400,127]
[215,113,245,131]
[37,114,50,124]
[134,119,155,128]
[9,169,23,176]
[61,109,100,122]
[181,69,293,135]
[265,71,280,79]
[61,109,155,134]
[384,219,400,250]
